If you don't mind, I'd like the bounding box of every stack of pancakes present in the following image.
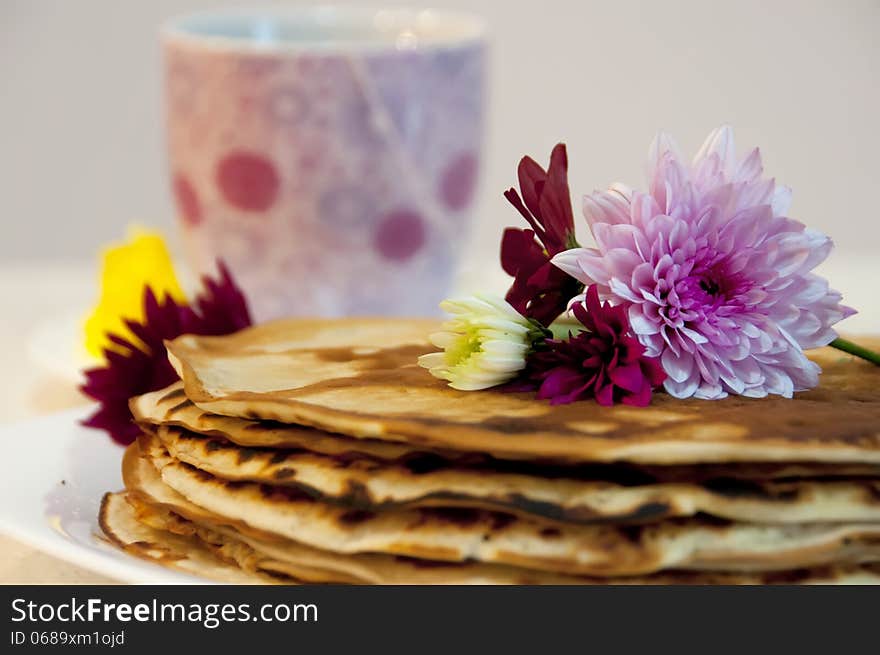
[101,319,880,583]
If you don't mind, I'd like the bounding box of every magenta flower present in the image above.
[81,261,252,444]
[516,285,666,406]
[553,126,855,399]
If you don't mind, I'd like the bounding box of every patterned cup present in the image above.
[163,8,486,320]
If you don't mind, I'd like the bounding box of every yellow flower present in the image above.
[84,228,186,358]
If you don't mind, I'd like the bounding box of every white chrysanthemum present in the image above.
[418,294,537,390]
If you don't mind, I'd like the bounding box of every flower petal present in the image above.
[664,375,700,399]
[583,188,632,227]
[694,125,736,175]
[661,348,695,383]
[551,248,609,285]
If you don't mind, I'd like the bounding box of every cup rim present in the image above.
[161,6,487,54]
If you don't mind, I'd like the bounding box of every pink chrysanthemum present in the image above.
[553,126,855,399]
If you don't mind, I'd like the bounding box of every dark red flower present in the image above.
[80,261,252,444]
[501,143,583,326]
[185,261,252,336]
[517,285,666,406]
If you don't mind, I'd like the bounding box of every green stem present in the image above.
[830,338,880,366]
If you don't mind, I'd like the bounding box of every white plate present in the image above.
[0,408,206,584]
[26,311,96,384]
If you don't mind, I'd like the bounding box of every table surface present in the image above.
[2,257,878,584]
[1,263,116,583]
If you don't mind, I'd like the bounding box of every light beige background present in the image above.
[1,0,878,268]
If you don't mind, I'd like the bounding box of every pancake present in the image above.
[133,383,880,482]
[132,382,440,461]
[124,484,591,585]
[154,424,880,525]
[136,433,880,577]
[124,494,362,584]
[98,492,291,584]
[118,448,880,585]
[122,443,611,584]
[165,318,880,465]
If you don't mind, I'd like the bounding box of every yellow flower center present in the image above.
[446,327,483,368]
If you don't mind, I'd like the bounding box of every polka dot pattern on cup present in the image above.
[216,151,280,212]
[439,151,478,211]
[173,174,202,226]
[373,210,426,262]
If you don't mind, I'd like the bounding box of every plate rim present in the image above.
[0,407,212,585]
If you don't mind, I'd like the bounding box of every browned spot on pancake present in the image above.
[343,480,374,506]
[687,514,732,530]
[235,448,262,463]
[311,344,431,370]
[703,478,774,499]
[204,439,226,453]
[347,458,385,474]
[393,556,462,569]
[616,502,673,524]
[418,507,484,527]
[702,478,809,503]
[770,485,803,502]
[616,525,647,545]
[760,567,829,584]
[493,549,623,576]
[848,534,880,547]
[311,347,363,363]
[166,400,190,415]
[272,467,296,480]
[501,493,571,522]
[400,451,451,474]
[242,421,270,432]
[473,416,542,435]
[864,483,880,503]
[270,450,290,464]
[338,509,376,524]
[329,454,360,469]
[391,544,461,562]
[158,387,187,403]
[185,463,215,481]
[490,513,517,531]
[239,367,447,404]
[539,527,562,538]
[257,483,314,503]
